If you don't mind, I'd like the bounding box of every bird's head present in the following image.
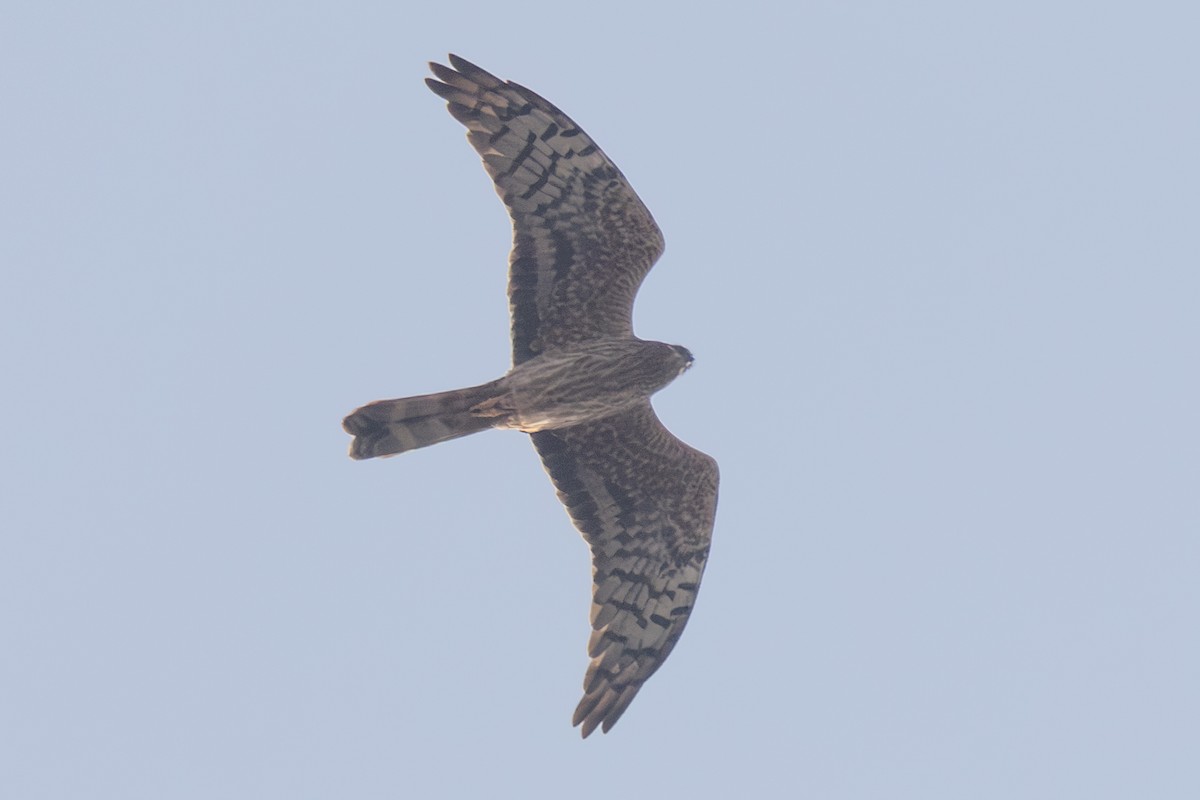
[670,344,695,374]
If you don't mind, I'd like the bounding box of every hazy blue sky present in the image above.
[3,2,1198,797]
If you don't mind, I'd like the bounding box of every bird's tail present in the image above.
[343,379,505,459]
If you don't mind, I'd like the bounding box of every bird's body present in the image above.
[346,339,693,456]
[344,55,718,737]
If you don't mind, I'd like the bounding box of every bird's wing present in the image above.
[531,403,718,736]
[427,55,665,365]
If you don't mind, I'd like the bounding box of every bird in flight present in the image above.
[344,55,718,737]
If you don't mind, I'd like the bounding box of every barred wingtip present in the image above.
[445,54,492,83]
[572,682,640,739]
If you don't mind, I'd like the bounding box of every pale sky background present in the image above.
[3,2,1198,798]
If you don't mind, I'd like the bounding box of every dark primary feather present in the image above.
[426,55,665,366]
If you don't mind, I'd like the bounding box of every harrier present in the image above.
[344,55,718,737]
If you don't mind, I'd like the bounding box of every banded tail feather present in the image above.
[343,379,505,459]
